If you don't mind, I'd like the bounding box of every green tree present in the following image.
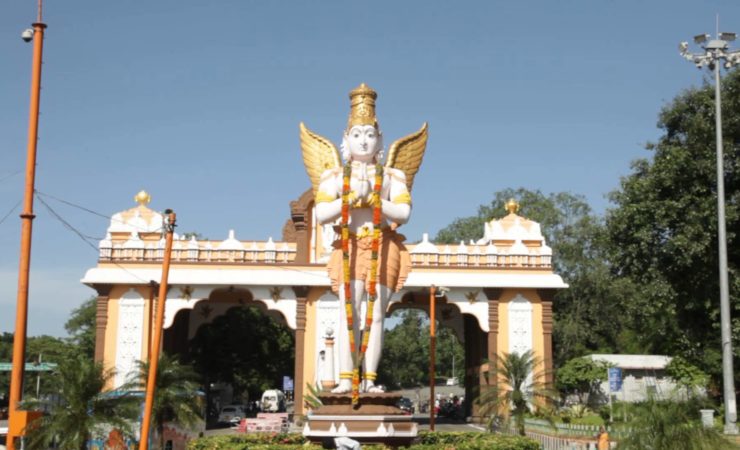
[665,356,709,398]
[436,326,465,382]
[556,356,609,405]
[477,350,558,435]
[617,397,736,450]
[187,305,294,403]
[434,188,626,365]
[378,309,464,389]
[125,355,203,449]
[65,297,97,358]
[22,355,138,450]
[605,70,740,387]
[378,309,429,388]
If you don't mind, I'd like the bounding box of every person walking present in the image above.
[597,425,610,450]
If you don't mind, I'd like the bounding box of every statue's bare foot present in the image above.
[363,380,385,393]
[331,379,352,394]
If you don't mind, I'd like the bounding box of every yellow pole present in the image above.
[7,7,46,449]
[139,211,176,450]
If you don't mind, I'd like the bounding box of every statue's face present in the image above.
[346,125,380,162]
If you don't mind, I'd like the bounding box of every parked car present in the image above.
[445,377,459,386]
[218,405,246,425]
[396,397,414,415]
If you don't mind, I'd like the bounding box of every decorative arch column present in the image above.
[465,288,501,420]
[292,286,309,416]
[92,284,113,363]
[537,289,555,387]
[285,189,314,264]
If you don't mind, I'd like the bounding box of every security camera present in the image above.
[21,28,34,42]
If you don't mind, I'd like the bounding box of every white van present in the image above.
[260,389,286,412]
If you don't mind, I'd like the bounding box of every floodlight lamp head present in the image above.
[679,41,689,55]
[694,33,710,45]
[720,32,737,42]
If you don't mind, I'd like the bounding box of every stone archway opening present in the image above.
[162,288,295,427]
[374,291,469,419]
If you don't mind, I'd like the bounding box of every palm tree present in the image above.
[618,397,737,450]
[476,350,558,435]
[21,355,138,450]
[125,354,203,449]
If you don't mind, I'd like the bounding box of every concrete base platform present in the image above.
[303,393,417,446]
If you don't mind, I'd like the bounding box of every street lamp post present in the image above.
[680,32,740,435]
[7,2,47,448]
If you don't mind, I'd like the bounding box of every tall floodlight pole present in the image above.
[7,2,47,449]
[680,32,740,435]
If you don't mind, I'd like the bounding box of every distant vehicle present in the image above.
[396,397,414,415]
[218,405,246,425]
[261,390,286,413]
[446,377,459,386]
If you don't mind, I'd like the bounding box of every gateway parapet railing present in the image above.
[98,231,552,269]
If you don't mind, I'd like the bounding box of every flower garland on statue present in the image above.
[341,162,383,405]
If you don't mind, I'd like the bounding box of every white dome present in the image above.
[219,230,244,250]
[411,233,439,254]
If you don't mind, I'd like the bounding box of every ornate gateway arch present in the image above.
[83,191,566,417]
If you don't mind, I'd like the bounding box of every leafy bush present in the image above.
[188,431,539,450]
[415,431,539,449]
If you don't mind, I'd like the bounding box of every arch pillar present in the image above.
[92,284,113,363]
[466,288,501,421]
[537,289,555,388]
[286,189,314,264]
[293,286,309,416]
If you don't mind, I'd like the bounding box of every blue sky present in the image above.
[1,0,739,337]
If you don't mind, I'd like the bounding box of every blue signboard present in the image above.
[608,367,623,392]
[283,375,294,392]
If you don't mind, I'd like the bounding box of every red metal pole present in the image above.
[7,18,46,450]
[429,285,436,432]
[139,211,176,450]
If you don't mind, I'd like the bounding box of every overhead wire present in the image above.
[34,191,332,285]
[35,190,157,233]
[0,170,23,184]
[35,193,151,284]
[0,200,22,227]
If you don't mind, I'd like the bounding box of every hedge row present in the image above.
[187,431,539,450]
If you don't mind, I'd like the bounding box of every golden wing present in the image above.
[385,122,428,192]
[299,122,341,195]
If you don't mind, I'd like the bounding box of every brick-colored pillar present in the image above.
[288,190,313,264]
[93,284,113,363]
[538,289,555,388]
[292,286,309,416]
[483,288,502,372]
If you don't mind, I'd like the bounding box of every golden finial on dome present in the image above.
[505,198,520,215]
[134,190,151,206]
[347,83,378,131]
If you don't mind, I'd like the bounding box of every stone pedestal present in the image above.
[303,393,417,447]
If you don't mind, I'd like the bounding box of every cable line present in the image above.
[0,200,22,227]
[35,194,150,284]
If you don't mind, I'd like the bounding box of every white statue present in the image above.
[300,84,428,397]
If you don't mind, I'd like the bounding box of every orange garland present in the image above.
[342,162,383,405]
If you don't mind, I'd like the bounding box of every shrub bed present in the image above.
[187,431,539,450]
